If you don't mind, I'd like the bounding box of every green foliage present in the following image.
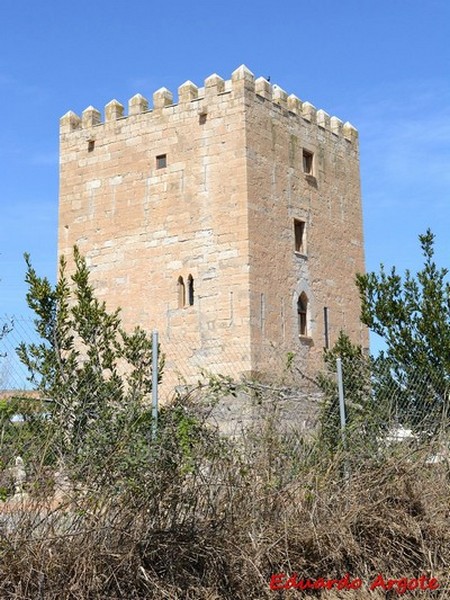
[285,351,295,371]
[158,403,208,474]
[0,321,12,343]
[0,317,13,364]
[317,331,382,456]
[13,248,235,499]
[356,229,450,426]
[0,395,54,468]
[17,247,164,477]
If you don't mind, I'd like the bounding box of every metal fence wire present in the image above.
[1,314,450,487]
[2,314,450,599]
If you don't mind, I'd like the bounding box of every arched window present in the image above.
[177,276,185,308]
[187,275,194,306]
[297,293,308,336]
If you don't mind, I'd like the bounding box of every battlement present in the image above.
[60,65,358,143]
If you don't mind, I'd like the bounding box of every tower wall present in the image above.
[243,79,366,375]
[59,72,254,384]
[58,65,367,392]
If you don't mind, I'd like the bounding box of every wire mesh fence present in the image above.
[0,315,37,391]
[2,315,450,597]
[2,314,449,467]
[320,355,450,479]
[1,312,450,511]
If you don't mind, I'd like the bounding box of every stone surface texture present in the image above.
[58,66,367,391]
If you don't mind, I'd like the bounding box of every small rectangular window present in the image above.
[88,140,95,153]
[156,154,167,169]
[297,293,308,337]
[294,219,306,254]
[302,149,314,175]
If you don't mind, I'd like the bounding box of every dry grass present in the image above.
[1,405,450,599]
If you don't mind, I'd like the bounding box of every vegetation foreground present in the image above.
[1,405,450,599]
[2,231,450,598]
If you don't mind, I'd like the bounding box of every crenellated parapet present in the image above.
[60,65,358,143]
[105,99,124,122]
[128,93,148,116]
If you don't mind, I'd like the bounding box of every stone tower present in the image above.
[58,65,366,386]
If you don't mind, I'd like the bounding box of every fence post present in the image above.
[336,357,347,449]
[151,329,159,440]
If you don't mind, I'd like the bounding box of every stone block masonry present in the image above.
[58,65,367,394]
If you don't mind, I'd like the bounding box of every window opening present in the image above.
[156,154,167,169]
[297,293,308,336]
[88,140,95,152]
[294,219,306,254]
[187,275,194,306]
[177,276,185,308]
[302,149,314,175]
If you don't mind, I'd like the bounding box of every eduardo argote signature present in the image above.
[269,572,440,595]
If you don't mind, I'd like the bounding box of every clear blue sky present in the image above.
[1,0,450,325]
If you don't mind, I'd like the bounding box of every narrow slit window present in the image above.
[297,293,308,337]
[156,154,167,169]
[187,275,194,306]
[294,219,306,254]
[302,149,314,175]
[88,140,95,153]
[177,276,185,308]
